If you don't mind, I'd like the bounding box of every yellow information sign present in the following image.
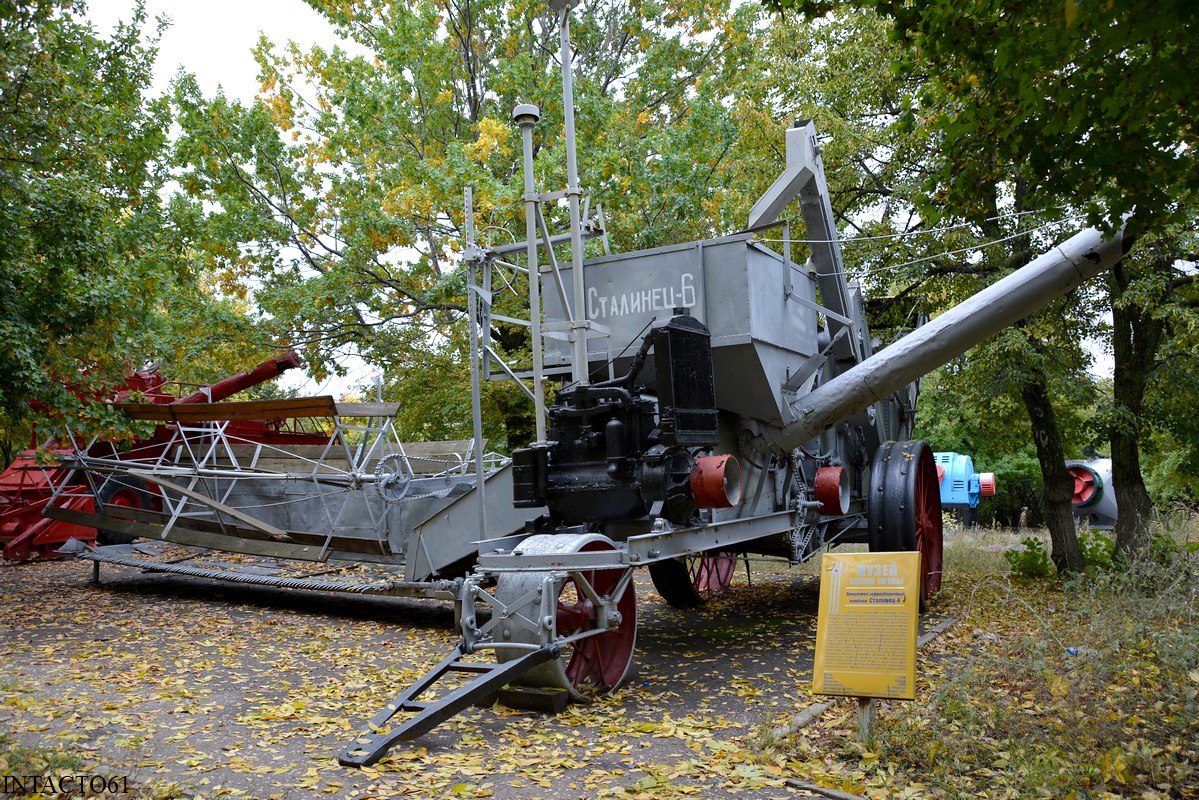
[812,551,920,700]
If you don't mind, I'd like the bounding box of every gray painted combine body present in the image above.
[59,122,1127,601]
[543,234,822,424]
[530,207,1127,564]
[61,123,1126,603]
[536,231,868,556]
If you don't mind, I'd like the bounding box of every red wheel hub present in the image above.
[687,551,735,597]
[557,540,637,693]
[1068,465,1098,505]
[105,488,143,509]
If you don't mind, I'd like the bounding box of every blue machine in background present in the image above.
[934,452,996,526]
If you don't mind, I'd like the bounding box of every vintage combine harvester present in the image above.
[51,2,1131,766]
[0,353,305,561]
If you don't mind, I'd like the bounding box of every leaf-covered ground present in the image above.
[0,557,841,799]
[10,530,1189,800]
[772,530,1199,799]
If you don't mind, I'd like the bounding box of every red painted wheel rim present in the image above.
[915,450,944,600]
[558,540,637,693]
[105,488,143,509]
[687,551,736,599]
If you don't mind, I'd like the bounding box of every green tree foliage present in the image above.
[169,0,773,445]
[1092,230,1199,531]
[0,1,281,442]
[750,10,933,245]
[1139,286,1199,507]
[757,10,1100,567]
[764,0,1199,567]
[1,0,165,427]
[763,0,1198,235]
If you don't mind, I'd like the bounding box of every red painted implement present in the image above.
[0,352,311,561]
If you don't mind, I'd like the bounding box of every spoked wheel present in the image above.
[493,533,637,701]
[94,476,154,546]
[648,550,737,608]
[868,440,943,611]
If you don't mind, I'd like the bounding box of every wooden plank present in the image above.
[163,528,327,560]
[100,505,277,542]
[219,440,485,462]
[405,458,464,475]
[45,506,167,540]
[117,396,339,422]
[399,440,479,457]
[333,402,401,418]
[203,457,353,475]
[223,444,340,460]
[207,441,485,475]
[43,506,327,561]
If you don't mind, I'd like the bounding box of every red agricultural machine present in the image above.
[0,353,308,561]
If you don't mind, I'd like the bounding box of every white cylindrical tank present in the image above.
[1065,457,1118,529]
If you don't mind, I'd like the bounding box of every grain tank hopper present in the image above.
[335,4,1131,765]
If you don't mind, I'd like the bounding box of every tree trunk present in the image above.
[1109,259,1164,563]
[1020,375,1085,573]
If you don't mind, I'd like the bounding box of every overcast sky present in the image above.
[84,1,377,396]
[85,0,348,105]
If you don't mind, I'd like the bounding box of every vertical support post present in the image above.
[782,219,793,299]
[481,242,493,382]
[465,187,487,537]
[92,559,100,584]
[856,697,877,745]
[558,4,589,386]
[514,104,547,444]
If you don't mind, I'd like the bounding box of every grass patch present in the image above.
[767,518,1199,798]
[0,733,84,776]
[0,734,188,799]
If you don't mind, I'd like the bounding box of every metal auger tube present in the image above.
[768,222,1130,453]
[173,351,303,404]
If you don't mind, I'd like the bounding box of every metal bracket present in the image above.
[783,327,849,394]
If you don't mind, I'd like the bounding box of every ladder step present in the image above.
[338,644,561,767]
[448,661,495,673]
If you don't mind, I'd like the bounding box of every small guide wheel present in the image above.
[375,453,414,503]
[493,533,637,701]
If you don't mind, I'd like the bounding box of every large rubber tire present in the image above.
[868,440,943,611]
[94,476,153,546]
[493,534,637,701]
[648,551,737,608]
